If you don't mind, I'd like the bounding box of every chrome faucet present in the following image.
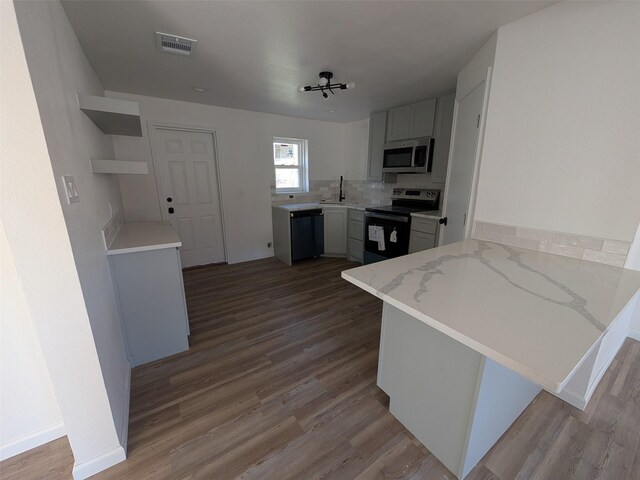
[339,175,346,202]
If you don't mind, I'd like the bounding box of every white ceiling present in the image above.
[62,1,553,123]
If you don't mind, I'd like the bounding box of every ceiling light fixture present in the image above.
[191,86,209,92]
[297,71,355,99]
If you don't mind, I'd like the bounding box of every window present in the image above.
[273,137,308,193]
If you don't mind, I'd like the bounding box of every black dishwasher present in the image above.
[290,209,324,262]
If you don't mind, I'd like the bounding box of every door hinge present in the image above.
[476,114,481,128]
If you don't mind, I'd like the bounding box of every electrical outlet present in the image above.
[267,242,272,248]
[62,175,79,204]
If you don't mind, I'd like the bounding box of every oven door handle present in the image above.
[365,213,410,223]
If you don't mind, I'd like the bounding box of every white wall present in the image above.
[108,92,369,263]
[2,0,126,475]
[474,2,640,242]
[0,220,64,460]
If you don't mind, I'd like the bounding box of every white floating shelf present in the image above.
[78,94,142,137]
[91,159,148,175]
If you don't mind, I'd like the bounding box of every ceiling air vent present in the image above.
[155,32,197,56]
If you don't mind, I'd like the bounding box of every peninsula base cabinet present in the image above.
[378,303,540,479]
[110,247,189,367]
[323,207,347,257]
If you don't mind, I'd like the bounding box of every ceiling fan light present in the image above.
[346,81,356,90]
[319,77,329,87]
[297,86,306,93]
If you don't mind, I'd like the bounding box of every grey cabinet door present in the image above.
[323,208,347,255]
[408,98,437,138]
[348,237,364,263]
[409,230,437,253]
[386,105,412,142]
[367,111,387,181]
[431,93,456,184]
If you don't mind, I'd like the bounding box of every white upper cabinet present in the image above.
[431,93,456,184]
[386,98,436,142]
[407,98,437,138]
[385,105,412,142]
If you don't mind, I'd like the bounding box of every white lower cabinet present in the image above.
[323,207,347,256]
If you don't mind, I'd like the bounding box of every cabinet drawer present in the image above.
[348,238,363,261]
[348,209,365,222]
[411,218,438,235]
[409,231,436,253]
[348,220,364,241]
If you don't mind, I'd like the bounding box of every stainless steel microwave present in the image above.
[382,137,434,174]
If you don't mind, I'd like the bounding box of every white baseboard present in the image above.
[0,422,66,461]
[118,366,131,450]
[628,328,640,341]
[72,445,126,480]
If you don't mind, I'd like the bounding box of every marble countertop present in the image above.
[411,210,442,219]
[342,239,640,392]
[107,222,182,255]
[274,202,374,212]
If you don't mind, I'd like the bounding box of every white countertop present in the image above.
[411,210,442,219]
[107,222,182,255]
[274,202,373,212]
[342,239,640,392]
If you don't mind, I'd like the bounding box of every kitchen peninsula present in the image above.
[342,239,640,479]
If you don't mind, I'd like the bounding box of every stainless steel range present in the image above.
[363,188,440,264]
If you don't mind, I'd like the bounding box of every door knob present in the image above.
[168,207,175,214]
[166,197,173,203]
[439,217,448,226]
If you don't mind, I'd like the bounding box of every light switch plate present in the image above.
[62,175,80,204]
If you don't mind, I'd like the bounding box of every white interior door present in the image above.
[152,127,226,267]
[440,81,486,245]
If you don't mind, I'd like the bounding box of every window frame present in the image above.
[273,137,309,194]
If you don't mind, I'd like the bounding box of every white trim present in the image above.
[628,328,640,342]
[464,67,493,240]
[146,121,229,264]
[118,366,131,450]
[553,327,640,410]
[553,386,588,410]
[72,445,126,480]
[273,137,309,194]
[0,423,66,461]
[439,67,493,246]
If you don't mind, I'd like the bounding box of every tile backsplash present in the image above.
[473,221,631,268]
[270,179,395,206]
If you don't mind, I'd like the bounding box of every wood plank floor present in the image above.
[1,256,639,480]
